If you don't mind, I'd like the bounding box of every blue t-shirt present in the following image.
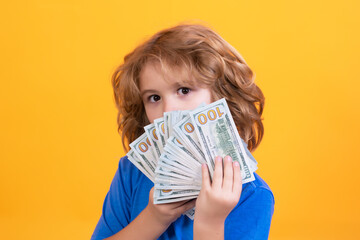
[91,156,274,240]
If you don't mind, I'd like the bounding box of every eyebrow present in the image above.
[140,82,186,97]
[140,89,156,97]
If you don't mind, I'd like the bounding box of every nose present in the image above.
[163,98,179,113]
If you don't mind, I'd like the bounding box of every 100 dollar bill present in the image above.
[189,98,255,183]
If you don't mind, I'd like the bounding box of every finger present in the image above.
[166,199,195,209]
[232,161,242,197]
[148,187,155,202]
[201,163,211,190]
[179,199,196,213]
[212,156,223,189]
[222,156,234,191]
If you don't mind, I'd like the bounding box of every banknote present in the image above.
[155,162,194,182]
[154,118,166,149]
[144,123,162,159]
[154,188,199,201]
[163,112,171,140]
[243,140,258,172]
[189,98,255,183]
[183,207,195,220]
[153,193,198,204]
[127,149,154,182]
[129,132,157,171]
[173,116,205,162]
[163,110,189,141]
[165,136,204,167]
[157,156,200,180]
[155,182,201,190]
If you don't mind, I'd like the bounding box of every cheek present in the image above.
[187,91,212,109]
[145,109,154,123]
[144,107,161,123]
[200,89,213,104]
[205,89,218,103]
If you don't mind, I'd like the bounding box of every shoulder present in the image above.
[240,172,274,205]
[101,155,150,205]
[90,156,151,240]
[117,155,137,173]
[224,173,274,239]
[228,172,275,222]
[114,155,151,192]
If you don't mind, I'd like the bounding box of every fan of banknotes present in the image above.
[127,98,258,218]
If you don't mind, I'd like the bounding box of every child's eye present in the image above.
[148,95,161,102]
[177,87,191,95]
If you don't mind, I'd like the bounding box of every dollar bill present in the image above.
[153,193,197,204]
[243,140,258,172]
[165,136,204,167]
[157,157,200,180]
[173,116,205,161]
[155,163,194,182]
[154,188,199,201]
[154,117,167,149]
[163,112,171,140]
[144,123,162,159]
[155,182,201,190]
[183,207,195,220]
[127,149,154,182]
[189,98,255,183]
[129,132,157,172]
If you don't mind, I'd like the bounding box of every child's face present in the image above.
[139,62,212,123]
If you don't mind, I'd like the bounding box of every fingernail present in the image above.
[225,156,232,161]
[233,161,239,167]
[216,156,222,162]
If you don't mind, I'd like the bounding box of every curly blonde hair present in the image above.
[112,24,265,152]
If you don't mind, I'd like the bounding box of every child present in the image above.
[91,24,274,240]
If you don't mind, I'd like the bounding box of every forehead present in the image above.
[139,60,194,89]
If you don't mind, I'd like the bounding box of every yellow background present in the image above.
[1,0,359,239]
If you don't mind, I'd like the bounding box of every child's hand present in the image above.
[145,187,196,228]
[194,156,242,227]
